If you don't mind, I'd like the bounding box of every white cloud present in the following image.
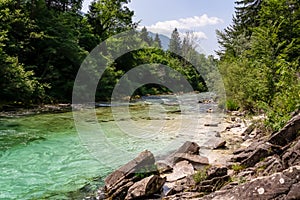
[183,31,208,40]
[141,14,223,39]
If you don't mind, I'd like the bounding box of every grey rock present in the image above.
[125,175,166,200]
[268,113,300,146]
[164,192,203,200]
[255,155,283,176]
[164,141,200,166]
[200,165,300,200]
[104,150,156,198]
[241,123,256,136]
[165,161,194,182]
[204,138,226,149]
[282,139,300,169]
[164,175,196,196]
[196,175,230,193]
[156,161,172,174]
[206,166,228,180]
[204,123,218,127]
[173,153,209,169]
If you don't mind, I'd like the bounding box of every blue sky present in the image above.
[82,0,236,56]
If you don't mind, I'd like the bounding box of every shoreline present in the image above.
[0,104,73,117]
[78,111,255,199]
[82,111,300,199]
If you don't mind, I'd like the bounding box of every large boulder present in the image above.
[173,153,209,170]
[268,113,300,146]
[200,165,300,200]
[104,150,156,199]
[125,175,166,200]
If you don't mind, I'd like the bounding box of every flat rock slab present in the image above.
[203,138,226,149]
[165,141,200,166]
[165,161,194,182]
[173,153,209,169]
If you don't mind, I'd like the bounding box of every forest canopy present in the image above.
[0,0,212,105]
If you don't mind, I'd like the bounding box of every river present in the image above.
[0,92,224,199]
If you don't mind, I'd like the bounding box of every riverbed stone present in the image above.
[125,175,166,200]
[164,141,200,166]
[104,150,156,198]
[203,138,226,149]
[156,161,172,174]
[165,161,194,182]
[173,153,209,170]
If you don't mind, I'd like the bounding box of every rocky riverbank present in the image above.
[0,103,72,117]
[82,110,300,200]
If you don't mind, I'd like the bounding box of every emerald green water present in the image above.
[0,112,106,199]
[0,93,224,199]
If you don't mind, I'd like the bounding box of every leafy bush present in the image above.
[226,99,240,111]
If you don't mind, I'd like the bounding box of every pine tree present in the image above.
[154,33,162,48]
[140,26,152,45]
[168,28,181,54]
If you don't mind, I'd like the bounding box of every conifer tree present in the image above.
[140,26,152,45]
[168,28,181,55]
[154,33,162,48]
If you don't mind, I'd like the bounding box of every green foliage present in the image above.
[0,0,215,105]
[0,0,136,104]
[87,0,135,41]
[218,0,300,130]
[226,99,240,111]
[154,33,162,48]
[193,166,209,184]
[231,164,245,172]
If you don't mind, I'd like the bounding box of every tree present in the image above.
[168,28,181,55]
[44,0,83,12]
[154,33,162,48]
[87,0,135,41]
[0,0,46,103]
[217,0,300,130]
[140,26,152,45]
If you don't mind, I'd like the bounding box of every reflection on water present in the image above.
[0,92,224,199]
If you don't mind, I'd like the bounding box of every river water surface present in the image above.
[0,93,224,199]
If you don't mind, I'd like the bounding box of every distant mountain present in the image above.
[148,32,170,50]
